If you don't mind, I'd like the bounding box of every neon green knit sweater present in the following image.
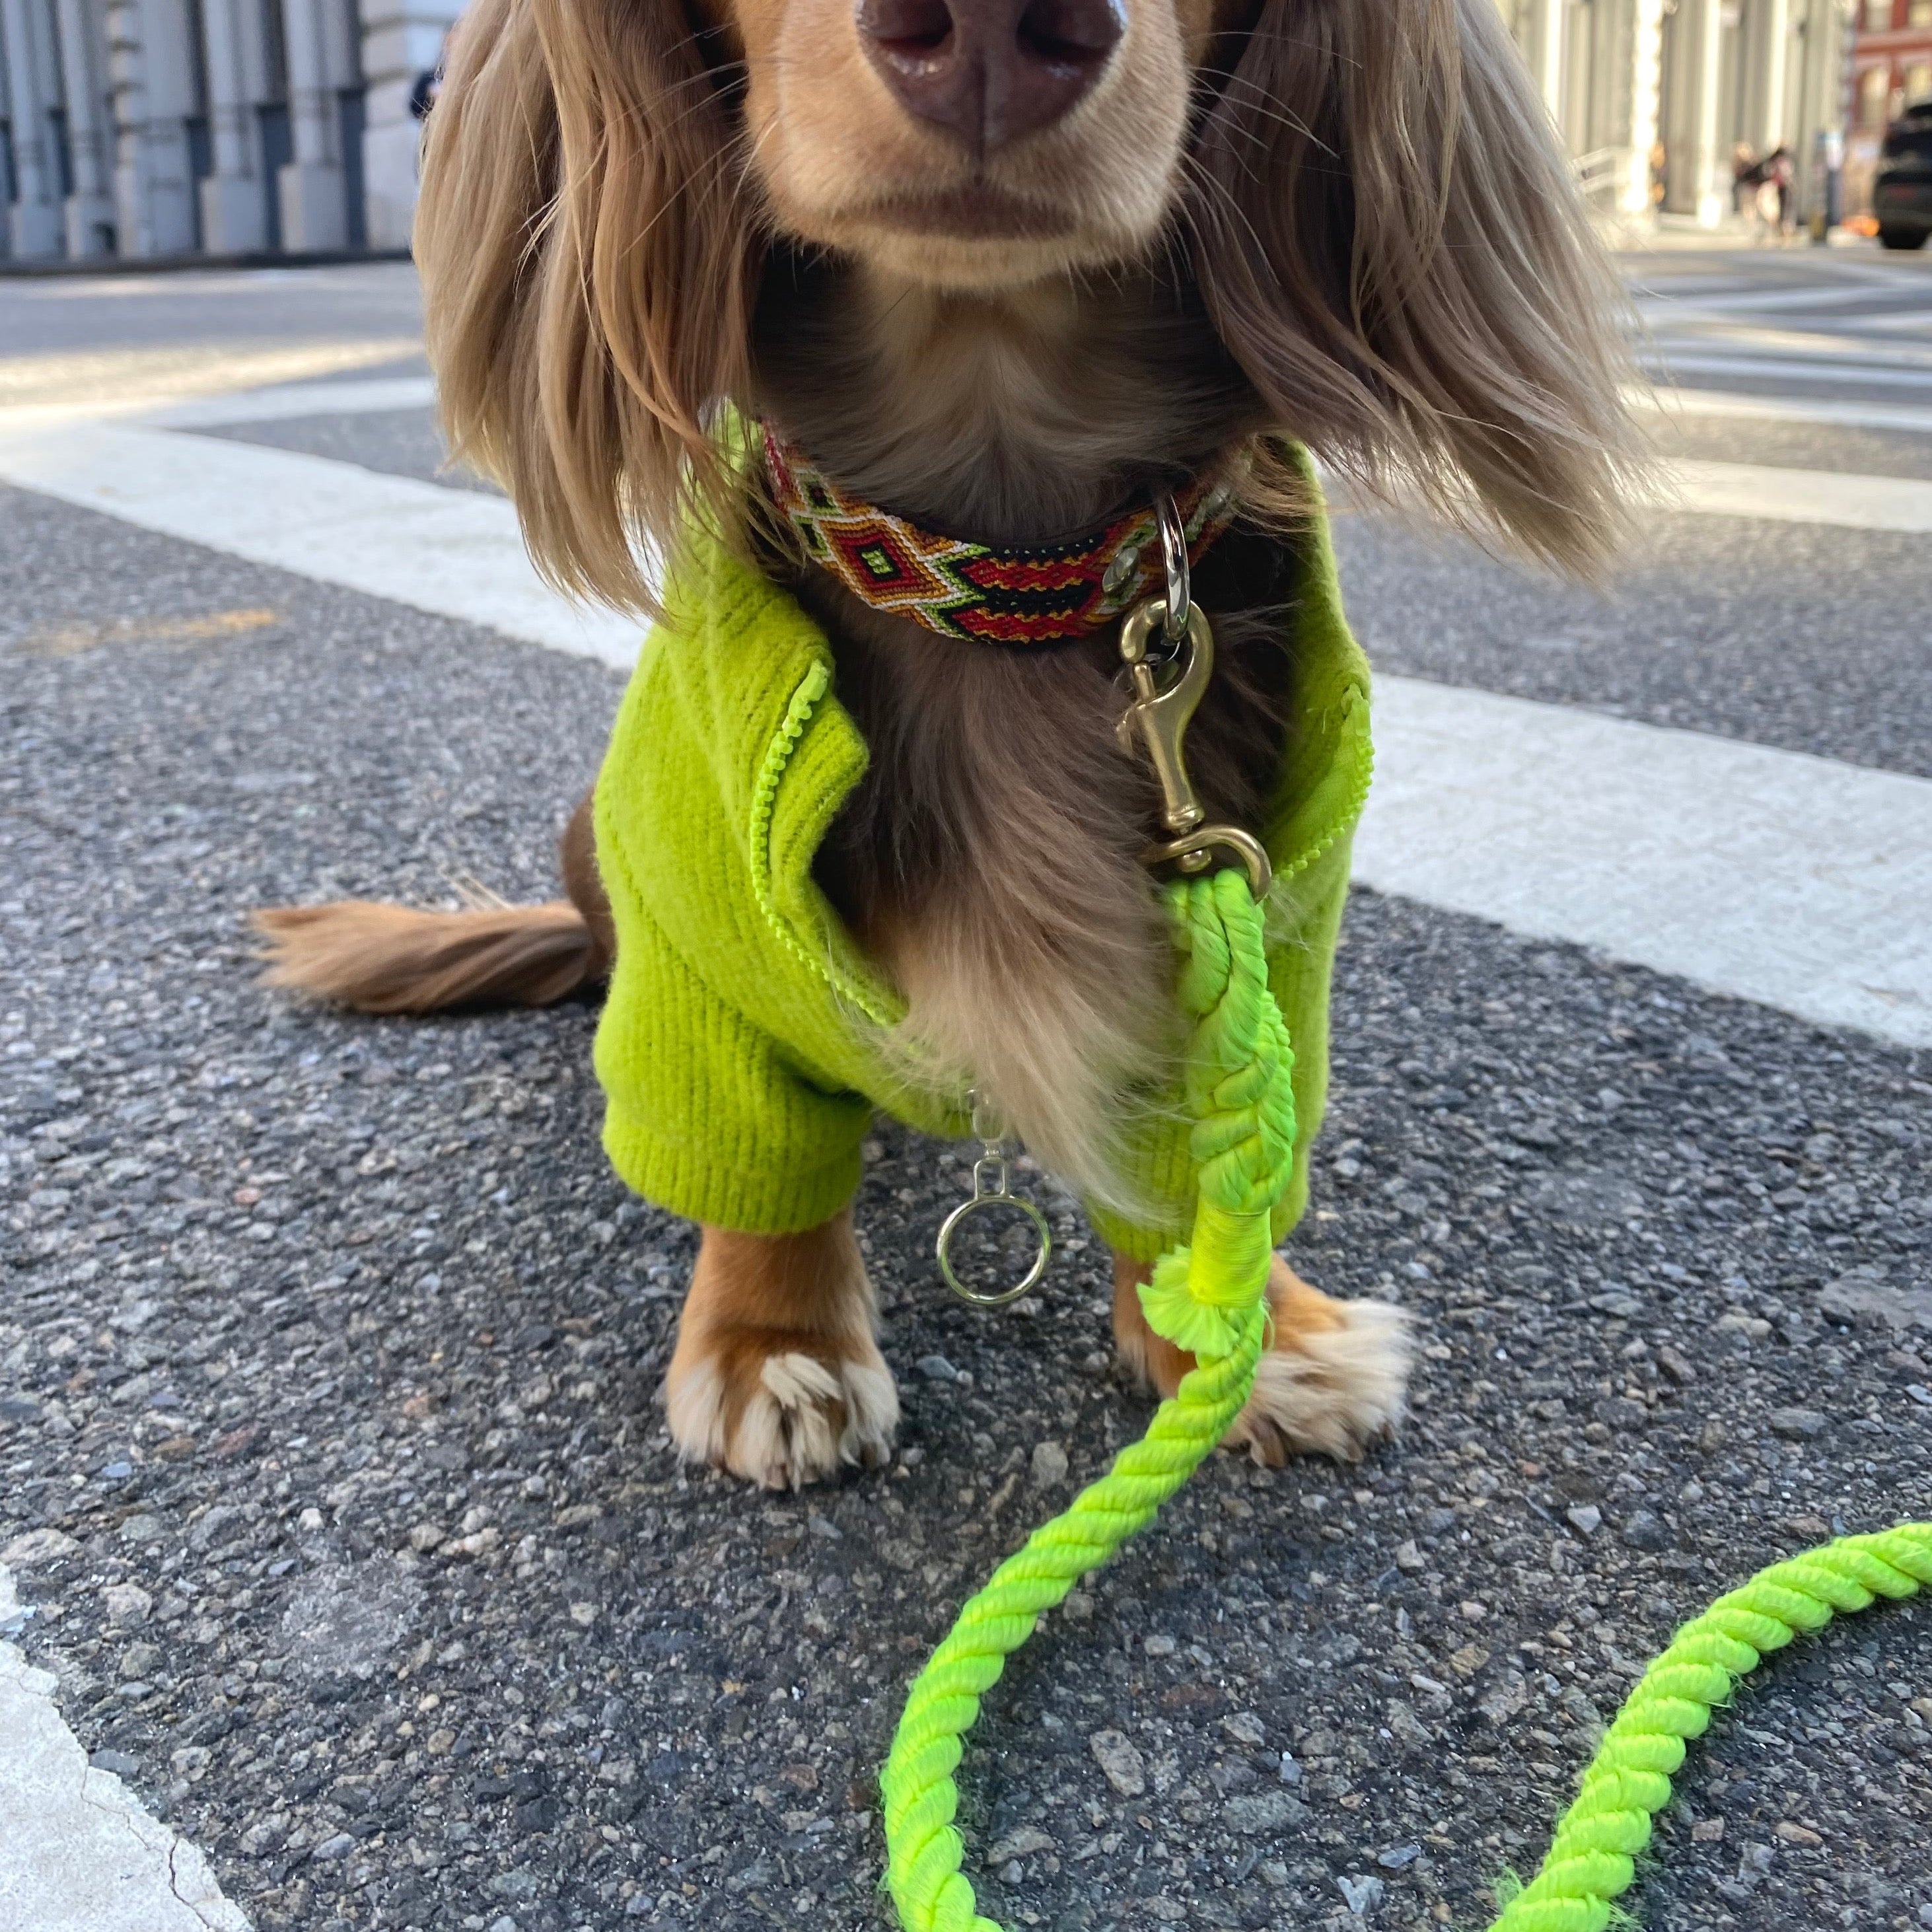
[591,485,1371,1262]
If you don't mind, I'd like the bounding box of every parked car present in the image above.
[1875,99,1932,250]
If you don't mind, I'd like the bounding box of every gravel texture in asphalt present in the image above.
[4,482,1932,1932]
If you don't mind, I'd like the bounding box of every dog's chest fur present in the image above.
[753,255,1297,1198]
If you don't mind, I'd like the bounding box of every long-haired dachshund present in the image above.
[256,0,1635,1487]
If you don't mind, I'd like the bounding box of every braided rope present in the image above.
[876,869,1932,1932]
[880,869,1289,1932]
[1490,1522,1932,1931]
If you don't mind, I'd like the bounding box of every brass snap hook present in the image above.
[1116,497,1273,901]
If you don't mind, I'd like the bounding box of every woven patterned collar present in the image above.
[763,427,1238,647]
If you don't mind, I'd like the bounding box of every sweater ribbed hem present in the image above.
[602,1101,864,1236]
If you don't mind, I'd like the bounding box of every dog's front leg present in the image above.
[664,1210,899,1489]
[1112,1252,1411,1464]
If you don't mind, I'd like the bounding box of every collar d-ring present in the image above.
[1157,493,1190,642]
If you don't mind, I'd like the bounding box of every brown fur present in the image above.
[254,794,611,1013]
[1114,1252,1410,1464]
[417,0,1639,617]
[260,0,1637,1482]
[805,528,1298,1207]
[665,1211,898,1487]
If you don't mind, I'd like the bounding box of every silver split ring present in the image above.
[935,1155,1052,1308]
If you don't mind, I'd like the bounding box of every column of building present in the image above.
[1620,0,1666,215]
[53,0,114,254]
[198,0,268,250]
[104,0,197,254]
[277,0,351,249]
[355,0,460,248]
[2,0,65,256]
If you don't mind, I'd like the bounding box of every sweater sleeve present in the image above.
[593,866,873,1237]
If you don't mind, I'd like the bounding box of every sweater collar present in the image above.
[762,426,1239,647]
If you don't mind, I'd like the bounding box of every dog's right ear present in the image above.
[1188,0,1644,579]
[415,0,758,616]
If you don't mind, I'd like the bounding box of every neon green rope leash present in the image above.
[882,865,1290,1932]
[875,871,1932,1931]
[1489,1521,1932,1931]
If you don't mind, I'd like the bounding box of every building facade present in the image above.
[5,0,1853,262]
[1847,0,1932,211]
[1503,0,1854,225]
[0,0,462,260]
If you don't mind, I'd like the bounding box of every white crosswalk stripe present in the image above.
[2,1566,250,1931]
[1355,681,1932,1048]
[3,396,1927,1051]
[1635,257,1932,399]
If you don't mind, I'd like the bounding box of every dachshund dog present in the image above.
[257,0,1635,1487]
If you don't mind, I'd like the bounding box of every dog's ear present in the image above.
[415,0,757,615]
[1190,0,1640,575]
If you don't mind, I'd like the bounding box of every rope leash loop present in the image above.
[1489,1522,1932,1932]
[882,866,1287,1931]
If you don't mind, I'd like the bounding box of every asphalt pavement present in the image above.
[3,246,1931,1932]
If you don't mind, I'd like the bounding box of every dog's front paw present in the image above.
[666,1331,900,1489]
[1114,1252,1411,1465]
[1229,1288,1411,1465]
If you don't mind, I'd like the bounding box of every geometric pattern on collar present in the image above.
[762,426,1239,646]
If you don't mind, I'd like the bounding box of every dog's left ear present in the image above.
[415,0,760,617]
[1189,0,1640,576]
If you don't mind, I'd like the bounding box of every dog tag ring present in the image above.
[936,1095,1052,1307]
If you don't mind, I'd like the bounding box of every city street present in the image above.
[2,243,1931,1932]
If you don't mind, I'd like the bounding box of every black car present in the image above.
[1875,99,1932,250]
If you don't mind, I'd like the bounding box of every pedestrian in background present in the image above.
[1766,146,1797,240]
[410,28,450,123]
[1733,142,1763,217]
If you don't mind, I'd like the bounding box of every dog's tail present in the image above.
[252,900,605,1013]
[252,792,614,1015]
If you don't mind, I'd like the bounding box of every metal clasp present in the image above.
[935,1093,1052,1308]
[1115,496,1273,900]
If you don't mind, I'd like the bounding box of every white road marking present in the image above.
[0,338,423,413]
[1678,323,1932,369]
[1357,678,1932,1048]
[0,418,643,668]
[1643,351,1932,390]
[1,1567,250,1931]
[1632,277,1932,320]
[1666,458,1932,532]
[1637,386,1932,435]
[3,412,1929,1046]
[139,375,439,429]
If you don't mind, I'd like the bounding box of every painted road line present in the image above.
[1357,677,1932,1049]
[1634,386,1932,435]
[138,375,439,429]
[0,418,643,669]
[1666,458,1932,532]
[1665,323,1932,369]
[3,420,1929,1047]
[1632,278,1931,322]
[0,338,423,413]
[1641,351,1932,391]
[1,1564,250,1931]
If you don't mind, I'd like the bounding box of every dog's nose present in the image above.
[856,0,1124,157]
